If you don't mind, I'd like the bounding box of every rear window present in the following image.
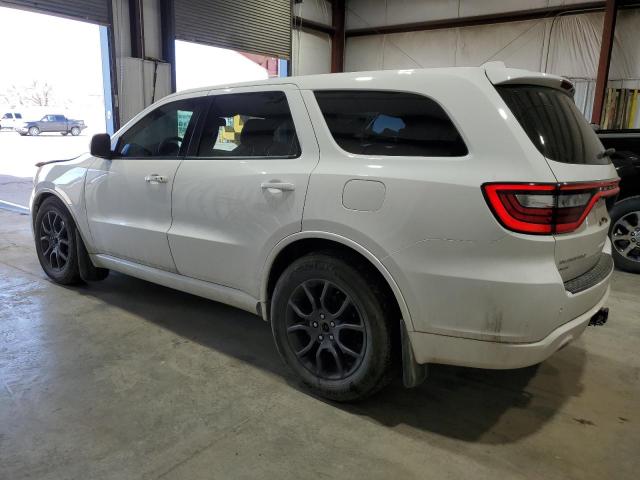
[314,90,467,157]
[497,85,609,165]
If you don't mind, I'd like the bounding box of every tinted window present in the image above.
[2,113,11,119]
[117,99,199,158]
[497,85,609,165]
[15,113,22,119]
[196,91,300,158]
[55,115,66,121]
[314,90,467,156]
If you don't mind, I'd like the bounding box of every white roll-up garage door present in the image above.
[175,0,291,59]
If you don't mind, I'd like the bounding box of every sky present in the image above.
[0,7,104,99]
[175,41,270,91]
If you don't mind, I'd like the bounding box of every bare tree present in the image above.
[26,81,54,106]
[0,81,55,107]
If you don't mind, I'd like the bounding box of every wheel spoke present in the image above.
[319,281,330,311]
[621,243,637,256]
[335,338,363,359]
[53,217,64,235]
[288,300,311,319]
[58,249,68,261]
[42,213,52,234]
[619,219,634,232]
[49,250,57,269]
[287,323,311,334]
[326,343,344,377]
[613,233,631,241]
[59,238,69,247]
[42,243,53,256]
[335,322,364,333]
[332,296,351,318]
[295,338,315,357]
[302,283,317,310]
[315,344,326,374]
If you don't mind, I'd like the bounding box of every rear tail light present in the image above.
[482,180,619,235]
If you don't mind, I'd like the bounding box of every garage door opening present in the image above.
[0,6,113,210]
[175,40,288,92]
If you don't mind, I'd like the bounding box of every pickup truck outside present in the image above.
[15,114,87,136]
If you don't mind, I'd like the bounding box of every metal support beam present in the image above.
[128,0,144,58]
[346,2,607,37]
[159,0,176,93]
[292,16,335,35]
[331,0,345,73]
[106,0,120,131]
[591,0,619,125]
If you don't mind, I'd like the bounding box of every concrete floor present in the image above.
[1,209,639,480]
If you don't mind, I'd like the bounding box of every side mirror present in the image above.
[90,133,112,159]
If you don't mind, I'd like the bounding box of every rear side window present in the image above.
[15,113,22,119]
[314,90,467,157]
[497,85,609,165]
[196,91,300,158]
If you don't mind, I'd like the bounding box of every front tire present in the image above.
[28,126,40,136]
[271,253,394,401]
[34,197,82,284]
[70,127,80,136]
[609,196,640,273]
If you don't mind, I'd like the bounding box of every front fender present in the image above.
[31,155,95,251]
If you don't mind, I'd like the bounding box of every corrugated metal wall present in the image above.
[0,0,109,25]
[175,0,292,59]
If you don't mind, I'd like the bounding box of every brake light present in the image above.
[482,180,619,234]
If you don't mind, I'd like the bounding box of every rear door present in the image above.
[168,85,319,298]
[495,82,618,281]
[54,115,67,132]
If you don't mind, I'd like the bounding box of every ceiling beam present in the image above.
[345,2,608,37]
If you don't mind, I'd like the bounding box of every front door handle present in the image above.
[145,174,168,184]
[261,181,295,192]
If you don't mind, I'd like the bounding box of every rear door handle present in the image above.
[145,174,168,184]
[261,181,295,192]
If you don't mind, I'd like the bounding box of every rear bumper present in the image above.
[408,286,609,369]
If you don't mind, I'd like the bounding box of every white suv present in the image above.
[31,63,618,401]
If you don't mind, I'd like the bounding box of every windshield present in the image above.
[497,85,610,165]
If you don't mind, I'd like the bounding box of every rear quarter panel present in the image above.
[299,70,562,339]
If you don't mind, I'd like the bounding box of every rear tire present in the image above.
[271,253,394,401]
[34,197,82,284]
[28,126,40,136]
[609,196,640,273]
[70,127,80,136]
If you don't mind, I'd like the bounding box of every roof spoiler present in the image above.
[482,61,574,95]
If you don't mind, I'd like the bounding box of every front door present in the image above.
[168,86,319,298]
[85,95,203,271]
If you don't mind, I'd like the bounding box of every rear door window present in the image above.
[313,90,467,156]
[195,91,300,158]
[497,85,609,165]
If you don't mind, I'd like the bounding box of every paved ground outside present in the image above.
[0,130,94,207]
[0,209,638,480]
